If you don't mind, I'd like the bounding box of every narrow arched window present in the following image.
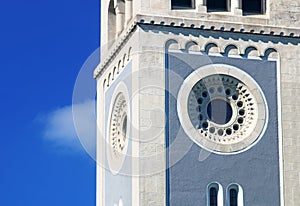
[207,182,223,206]
[242,0,265,14]
[227,184,243,206]
[108,0,116,47]
[229,188,238,206]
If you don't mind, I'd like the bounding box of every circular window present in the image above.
[177,64,268,154]
[107,82,130,173]
[109,93,128,156]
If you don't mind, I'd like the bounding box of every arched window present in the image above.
[124,0,133,25]
[207,182,223,206]
[171,0,194,9]
[108,0,116,47]
[242,0,265,14]
[107,0,126,48]
[207,0,229,11]
[227,184,244,206]
[115,0,125,35]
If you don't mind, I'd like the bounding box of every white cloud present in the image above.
[41,99,96,157]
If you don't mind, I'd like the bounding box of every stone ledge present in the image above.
[136,14,300,38]
[94,14,300,79]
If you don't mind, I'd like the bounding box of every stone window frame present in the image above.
[226,183,244,206]
[207,182,224,206]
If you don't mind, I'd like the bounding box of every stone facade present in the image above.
[96,0,300,205]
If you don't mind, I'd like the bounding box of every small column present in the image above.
[115,0,125,37]
[125,0,133,26]
[232,0,242,15]
[196,0,207,13]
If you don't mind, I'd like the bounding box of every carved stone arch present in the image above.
[165,39,180,51]
[185,41,200,52]
[264,48,279,60]
[244,46,260,57]
[223,44,240,56]
[118,60,122,72]
[103,79,107,89]
[127,47,132,61]
[122,53,127,67]
[204,42,220,54]
[113,66,117,80]
[107,73,112,86]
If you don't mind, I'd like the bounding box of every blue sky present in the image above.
[0,0,99,205]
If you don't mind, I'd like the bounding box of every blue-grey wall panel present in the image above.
[104,61,132,206]
[168,52,280,206]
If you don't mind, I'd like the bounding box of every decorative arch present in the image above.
[204,42,220,54]
[103,79,107,89]
[224,44,239,56]
[185,41,200,52]
[264,48,279,60]
[107,73,112,87]
[122,53,127,67]
[165,39,180,51]
[127,47,132,61]
[244,46,260,57]
[118,60,122,73]
[112,67,117,80]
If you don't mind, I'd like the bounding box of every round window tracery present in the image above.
[177,64,268,154]
[109,93,128,157]
[107,82,130,173]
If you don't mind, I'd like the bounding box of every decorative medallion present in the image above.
[177,64,268,154]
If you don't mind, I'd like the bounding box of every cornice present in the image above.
[94,14,300,79]
[136,14,300,38]
[94,18,137,79]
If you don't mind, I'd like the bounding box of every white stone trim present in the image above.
[226,183,244,206]
[97,79,105,206]
[207,182,224,206]
[276,56,284,206]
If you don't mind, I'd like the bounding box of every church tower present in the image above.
[95,0,300,205]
